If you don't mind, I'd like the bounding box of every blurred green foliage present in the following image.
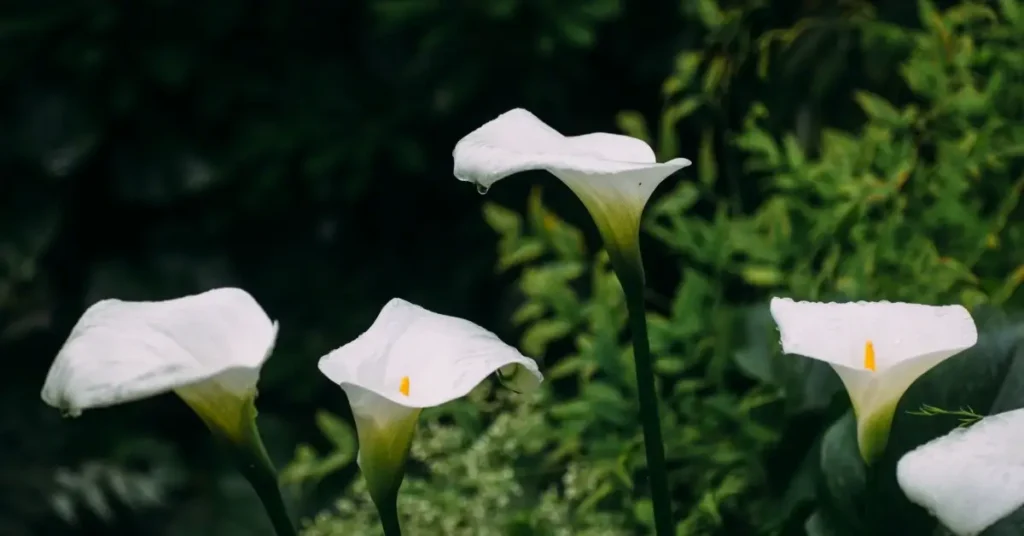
[0,0,676,533]
[295,0,1024,534]
[4,0,1024,534]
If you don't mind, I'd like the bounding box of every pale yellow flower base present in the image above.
[176,384,255,444]
[564,183,643,266]
[355,410,423,507]
[856,400,898,464]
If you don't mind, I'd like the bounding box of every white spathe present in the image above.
[452,108,691,254]
[769,298,977,462]
[897,408,1024,536]
[318,298,542,500]
[41,287,278,440]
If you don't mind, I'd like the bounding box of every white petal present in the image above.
[318,298,542,412]
[897,408,1024,535]
[769,298,977,371]
[41,288,278,415]
[837,348,962,420]
[343,383,422,430]
[831,357,946,420]
[452,108,691,214]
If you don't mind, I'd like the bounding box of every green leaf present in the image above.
[482,202,521,236]
[732,305,841,414]
[633,498,654,528]
[672,52,704,88]
[666,97,702,124]
[654,355,688,375]
[698,128,717,186]
[918,0,944,35]
[521,319,574,356]
[740,265,784,287]
[511,301,546,326]
[816,412,866,535]
[732,306,776,385]
[782,135,805,168]
[853,91,903,124]
[703,56,728,93]
[616,110,651,143]
[498,239,546,270]
[316,411,357,452]
[812,317,1024,535]
[671,269,714,337]
[546,354,588,380]
[804,510,844,536]
[583,383,632,425]
[999,0,1023,26]
[734,128,781,167]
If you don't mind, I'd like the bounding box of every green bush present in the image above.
[290,0,1024,534]
[293,390,633,535]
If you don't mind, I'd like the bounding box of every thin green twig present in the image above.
[907,403,984,428]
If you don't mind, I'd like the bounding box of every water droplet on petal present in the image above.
[476,183,489,195]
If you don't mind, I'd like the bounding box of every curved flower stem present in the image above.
[609,247,673,536]
[223,401,298,536]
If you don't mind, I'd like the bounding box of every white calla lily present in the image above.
[41,287,278,443]
[896,408,1024,536]
[318,298,542,509]
[452,108,691,263]
[769,297,977,463]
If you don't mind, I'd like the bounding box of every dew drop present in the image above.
[476,183,489,195]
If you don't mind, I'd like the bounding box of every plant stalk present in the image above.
[376,498,403,536]
[610,247,674,536]
[226,402,298,536]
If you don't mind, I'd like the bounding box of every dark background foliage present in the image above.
[2,0,1022,534]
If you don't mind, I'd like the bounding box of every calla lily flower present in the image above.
[452,108,691,265]
[317,298,542,520]
[897,408,1024,536]
[769,298,978,463]
[41,287,278,443]
[454,108,688,534]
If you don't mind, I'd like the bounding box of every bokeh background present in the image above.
[3,0,1024,535]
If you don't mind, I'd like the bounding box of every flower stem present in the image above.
[610,249,673,536]
[375,499,403,536]
[229,402,298,536]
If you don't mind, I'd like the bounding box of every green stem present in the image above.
[375,498,403,536]
[610,248,674,536]
[227,403,298,536]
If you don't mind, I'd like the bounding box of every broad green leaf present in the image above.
[815,412,866,536]
[814,316,1024,534]
[732,305,842,414]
